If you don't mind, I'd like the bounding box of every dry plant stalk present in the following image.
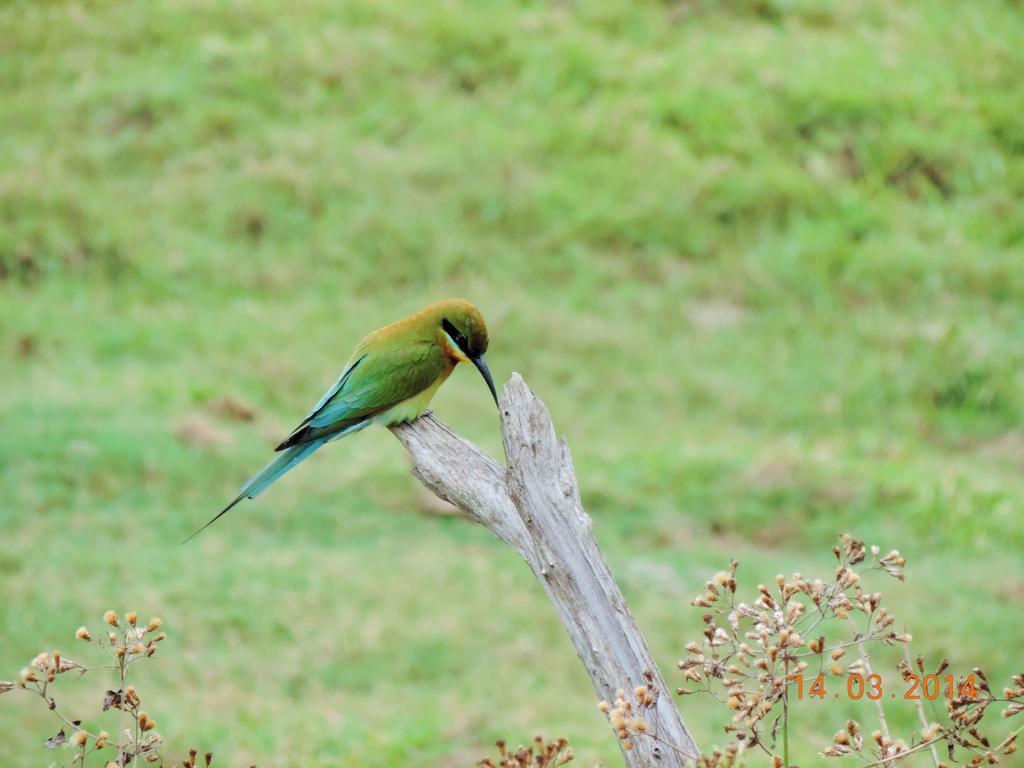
[648,534,909,766]
[0,611,225,767]
[475,735,575,767]
[596,534,1024,768]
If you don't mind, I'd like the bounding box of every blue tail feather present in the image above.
[182,438,328,543]
[241,439,326,498]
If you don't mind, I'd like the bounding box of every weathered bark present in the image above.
[390,374,699,766]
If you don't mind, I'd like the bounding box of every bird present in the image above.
[184,298,497,542]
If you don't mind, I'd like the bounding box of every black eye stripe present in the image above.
[442,318,470,351]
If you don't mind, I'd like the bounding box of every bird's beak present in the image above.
[471,355,499,407]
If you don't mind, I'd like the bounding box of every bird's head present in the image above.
[434,299,498,407]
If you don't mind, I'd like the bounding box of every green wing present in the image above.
[275,341,444,450]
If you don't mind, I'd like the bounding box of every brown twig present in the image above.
[856,639,893,767]
[901,645,941,767]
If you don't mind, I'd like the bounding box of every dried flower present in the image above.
[475,735,573,767]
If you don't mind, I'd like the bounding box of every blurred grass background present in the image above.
[2,0,1023,765]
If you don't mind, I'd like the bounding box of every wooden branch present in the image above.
[390,374,699,766]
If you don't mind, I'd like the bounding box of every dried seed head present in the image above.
[76,627,91,641]
[104,611,119,627]
[629,718,647,733]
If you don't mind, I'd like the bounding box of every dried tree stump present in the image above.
[390,374,699,767]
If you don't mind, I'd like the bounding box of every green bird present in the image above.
[185,298,496,542]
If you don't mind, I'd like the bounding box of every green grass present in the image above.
[2,0,1023,765]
